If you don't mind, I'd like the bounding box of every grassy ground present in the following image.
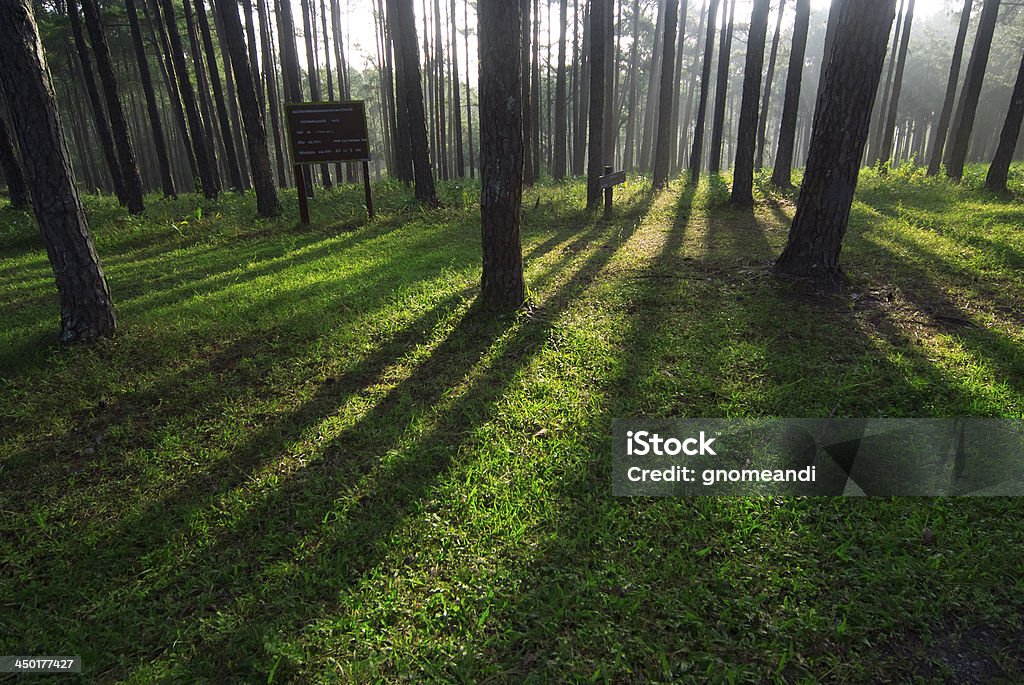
[1,165,1023,683]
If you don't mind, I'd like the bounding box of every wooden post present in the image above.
[362,160,374,219]
[603,165,613,218]
[295,164,310,225]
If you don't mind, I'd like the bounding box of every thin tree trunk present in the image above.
[731,0,770,206]
[876,0,914,166]
[67,0,125,204]
[257,0,287,186]
[708,0,736,174]
[215,0,280,215]
[944,0,1000,181]
[553,0,569,179]
[927,0,971,176]
[756,0,785,170]
[450,0,465,177]
[126,0,176,197]
[771,0,809,187]
[160,0,221,198]
[689,0,720,180]
[0,106,30,209]
[652,0,679,188]
[986,49,1024,193]
[0,0,116,341]
[640,0,667,171]
[586,0,607,208]
[389,0,438,203]
[622,0,641,170]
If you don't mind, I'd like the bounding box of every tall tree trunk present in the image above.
[927,0,971,176]
[298,0,332,188]
[125,0,176,197]
[679,0,708,170]
[640,0,667,171]
[553,0,569,179]
[986,49,1024,193]
[256,0,287,186]
[667,0,689,174]
[67,0,126,204]
[586,0,607,208]
[600,0,616,170]
[387,0,414,183]
[389,0,439,204]
[572,0,590,176]
[776,0,897,286]
[756,0,785,170]
[80,0,146,213]
[478,0,525,310]
[689,0,721,180]
[652,0,679,188]
[161,0,221,198]
[869,0,904,163]
[0,106,30,209]
[770,0,809,187]
[215,0,281,216]
[622,0,641,171]
[210,0,251,188]
[464,0,475,178]
[944,0,1000,181]
[520,0,534,184]
[450,0,465,177]
[0,0,116,341]
[708,0,736,174]
[875,0,914,166]
[531,0,541,179]
[182,0,223,179]
[731,0,770,206]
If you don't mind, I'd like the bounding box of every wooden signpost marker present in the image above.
[285,101,374,224]
[599,165,627,218]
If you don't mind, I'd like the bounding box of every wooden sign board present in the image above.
[599,170,627,190]
[285,101,370,163]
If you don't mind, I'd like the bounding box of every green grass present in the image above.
[1,166,1023,683]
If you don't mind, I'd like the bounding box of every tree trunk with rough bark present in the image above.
[927,0,971,176]
[771,0,808,188]
[689,0,721,180]
[756,0,785,170]
[586,0,607,208]
[478,0,525,310]
[652,0,679,188]
[215,0,280,216]
[944,0,1000,181]
[0,0,116,341]
[775,0,897,286]
[0,106,30,210]
[986,49,1024,193]
[731,0,770,206]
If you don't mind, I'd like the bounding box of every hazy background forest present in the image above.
[17,0,1024,198]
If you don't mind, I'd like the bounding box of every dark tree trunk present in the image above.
[775,0,897,286]
[640,0,666,172]
[553,0,569,179]
[869,0,903,164]
[387,0,414,184]
[756,0,785,170]
[257,0,287,186]
[67,0,125,203]
[986,49,1024,193]
[144,0,199,184]
[679,0,708,170]
[464,0,475,178]
[572,0,590,176]
[125,0,176,197]
[622,0,641,170]
[531,0,541,180]
[815,0,844,105]
[519,0,534,184]
[215,0,280,215]
[731,0,770,206]
[299,0,332,188]
[161,0,221,198]
[927,0,971,176]
[771,0,809,187]
[210,0,251,188]
[450,0,465,177]
[600,0,615,171]
[709,0,736,173]
[243,0,263,111]
[80,0,145,213]
[0,104,30,209]
[944,0,1000,181]
[0,0,116,341]
[389,0,438,204]
[668,0,689,174]
[689,0,721,180]
[478,0,525,310]
[182,0,223,177]
[586,0,607,208]
[652,0,679,188]
[876,0,914,166]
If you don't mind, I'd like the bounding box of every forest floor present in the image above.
[2,165,1023,683]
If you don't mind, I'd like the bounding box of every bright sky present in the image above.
[301,0,959,78]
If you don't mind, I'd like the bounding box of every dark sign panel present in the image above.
[286,101,370,163]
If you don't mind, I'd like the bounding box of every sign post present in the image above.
[599,166,627,218]
[285,101,374,224]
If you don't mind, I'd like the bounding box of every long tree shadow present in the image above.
[468,183,1024,682]
[2,189,658,681]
